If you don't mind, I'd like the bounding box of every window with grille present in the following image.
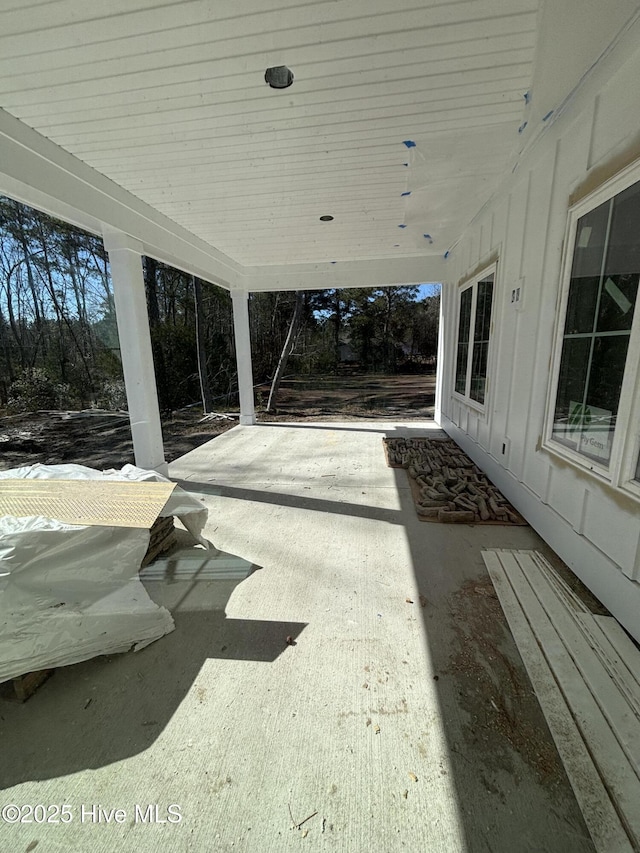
[454,268,495,407]
[547,165,640,498]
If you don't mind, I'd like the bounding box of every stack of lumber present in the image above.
[142,515,177,567]
[383,436,525,524]
[484,549,640,852]
[0,478,179,697]
[1,669,55,703]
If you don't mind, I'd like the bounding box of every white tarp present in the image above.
[0,463,208,683]
[1,462,209,544]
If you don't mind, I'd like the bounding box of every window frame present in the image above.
[543,160,640,501]
[452,262,497,413]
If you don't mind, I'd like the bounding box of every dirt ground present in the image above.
[0,373,436,471]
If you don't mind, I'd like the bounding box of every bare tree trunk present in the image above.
[0,308,14,401]
[334,288,341,366]
[192,275,213,412]
[266,290,304,413]
[3,262,26,369]
[143,256,169,410]
[13,202,45,366]
[37,225,94,392]
[383,288,393,371]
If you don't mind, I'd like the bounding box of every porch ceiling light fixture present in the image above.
[265,66,294,88]
[319,215,334,221]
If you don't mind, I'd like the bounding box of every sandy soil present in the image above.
[0,373,436,471]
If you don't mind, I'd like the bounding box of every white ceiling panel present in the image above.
[0,0,541,269]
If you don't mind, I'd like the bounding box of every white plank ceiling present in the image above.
[0,0,538,268]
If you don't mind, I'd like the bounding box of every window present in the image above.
[547,166,640,494]
[455,288,472,395]
[454,267,495,406]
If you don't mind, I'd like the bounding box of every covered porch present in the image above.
[2,3,640,850]
[0,420,595,852]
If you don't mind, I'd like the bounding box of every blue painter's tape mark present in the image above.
[398,224,407,229]
[444,250,450,259]
[518,121,528,134]
[401,191,411,197]
[523,91,531,103]
[543,110,554,121]
[403,140,416,148]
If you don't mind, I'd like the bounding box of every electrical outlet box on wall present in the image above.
[510,278,524,310]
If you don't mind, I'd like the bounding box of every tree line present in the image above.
[0,198,439,413]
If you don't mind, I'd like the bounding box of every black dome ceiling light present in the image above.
[265,66,294,89]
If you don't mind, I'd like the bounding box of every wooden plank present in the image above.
[528,550,588,614]
[514,552,640,776]
[10,669,55,702]
[0,479,175,529]
[574,612,640,722]
[494,550,640,846]
[482,550,634,853]
[141,527,177,568]
[526,554,640,710]
[594,615,640,686]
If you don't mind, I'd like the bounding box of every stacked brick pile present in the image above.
[383,437,524,524]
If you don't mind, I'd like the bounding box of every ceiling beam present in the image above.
[240,256,447,292]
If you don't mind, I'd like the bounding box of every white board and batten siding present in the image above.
[440,27,640,643]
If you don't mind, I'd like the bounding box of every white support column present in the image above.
[103,230,167,474]
[434,283,446,424]
[231,289,256,425]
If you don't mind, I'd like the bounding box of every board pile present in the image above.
[383,436,526,524]
[484,549,640,852]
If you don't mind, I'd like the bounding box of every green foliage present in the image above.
[304,286,438,374]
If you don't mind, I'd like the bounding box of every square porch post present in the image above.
[435,283,445,424]
[231,289,256,425]
[102,230,167,474]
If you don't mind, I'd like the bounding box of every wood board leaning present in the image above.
[383,436,527,525]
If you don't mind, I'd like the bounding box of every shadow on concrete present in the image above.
[255,422,394,433]
[173,478,403,525]
[253,422,437,437]
[0,540,306,788]
[384,450,596,852]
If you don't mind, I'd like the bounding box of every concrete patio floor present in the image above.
[0,420,596,852]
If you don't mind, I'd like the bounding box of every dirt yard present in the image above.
[0,373,436,471]
[254,372,436,419]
